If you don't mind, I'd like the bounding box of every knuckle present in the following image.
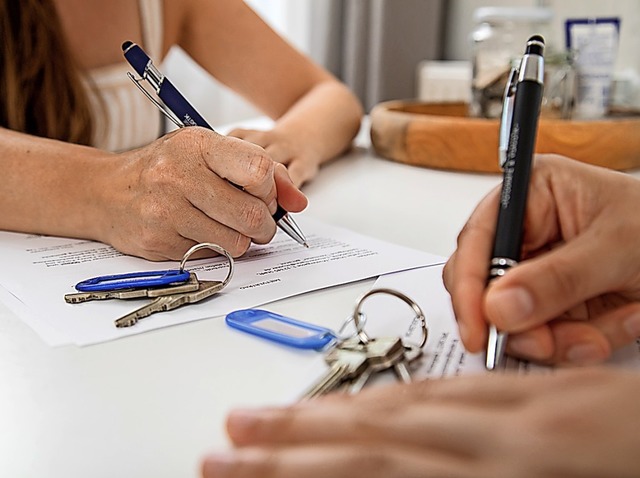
[177,126,210,147]
[149,167,172,189]
[243,150,274,188]
[226,234,251,258]
[238,201,270,233]
[166,127,214,160]
[249,225,277,246]
[545,256,583,298]
[140,154,180,189]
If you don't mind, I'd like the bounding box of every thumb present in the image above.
[484,232,620,333]
[285,159,319,188]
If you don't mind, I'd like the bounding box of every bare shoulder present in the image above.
[168,0,256,36]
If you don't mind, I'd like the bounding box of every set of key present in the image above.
[302,335,423,399]
[299,287,429,399]
[64,243,234,328]
[65,273,228,327]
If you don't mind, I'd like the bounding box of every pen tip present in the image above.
[122,40,133,52]
[303,242,310,248]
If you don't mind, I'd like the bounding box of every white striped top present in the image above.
[84,0,164,152]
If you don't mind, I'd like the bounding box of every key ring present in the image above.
[335,312,367,341]
[351,288,428,348]
[179,242,235,289]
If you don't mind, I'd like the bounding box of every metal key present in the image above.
[114,279,225,328]
[301,346,369,400]
[64,273,200,304]
[341,336,418,393]
[396,343,423,382]
[343,287,428,390]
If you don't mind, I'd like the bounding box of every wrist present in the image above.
[85,151,137,247]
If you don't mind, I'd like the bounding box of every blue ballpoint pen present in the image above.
[486,35,545,371]
[122,40,309,248]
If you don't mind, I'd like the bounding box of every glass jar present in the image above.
[470,7,554,118]
[541,49,576,119]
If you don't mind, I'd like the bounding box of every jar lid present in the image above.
[473,7,554,24]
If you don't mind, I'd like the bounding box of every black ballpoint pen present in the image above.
[486,35,545,371]
[121,41,309,248]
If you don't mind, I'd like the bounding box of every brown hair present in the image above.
[0,0,94,144]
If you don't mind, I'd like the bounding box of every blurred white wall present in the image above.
[164,0,640,128]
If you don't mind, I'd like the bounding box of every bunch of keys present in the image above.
[225,288,428,399]
[65,243,234,328]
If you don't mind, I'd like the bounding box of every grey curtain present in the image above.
[310,0,447,111]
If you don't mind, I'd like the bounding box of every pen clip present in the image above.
[498,68,518,169]
[126,72,184,129]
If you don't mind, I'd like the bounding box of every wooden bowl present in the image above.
[370,101,640,173]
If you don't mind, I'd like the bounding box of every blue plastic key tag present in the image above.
[225,309,337,350]
[75,269,191,292]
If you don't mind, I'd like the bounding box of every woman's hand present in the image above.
[98,127,307,260]
[443,154,640,365]
[202,368,640,478]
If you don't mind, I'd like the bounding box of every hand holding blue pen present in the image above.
[122,41,309,248]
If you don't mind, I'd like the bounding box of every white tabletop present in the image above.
[2,124,631,477]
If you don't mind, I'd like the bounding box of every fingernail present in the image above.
[623,312,640,338]
[487,287,534,328]
[507,334,547,360]
[566,343,605,365]
[458,322,469,343]
[202,453,237,478]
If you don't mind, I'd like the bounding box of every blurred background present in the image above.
[164,0,640,126]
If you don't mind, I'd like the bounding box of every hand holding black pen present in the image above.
[122,41,308,248]
[486,35,545,371]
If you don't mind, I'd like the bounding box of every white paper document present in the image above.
[0,217,444,346]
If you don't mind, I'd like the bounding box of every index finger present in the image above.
[443,187,499,352]
[194,130,279,212]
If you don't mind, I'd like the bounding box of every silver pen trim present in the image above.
[518,53,544,84]
[142,60,164,93]
[485,257,518,371]
[486,325,508,370]
[498,68,518,168]
[277,214,308,248]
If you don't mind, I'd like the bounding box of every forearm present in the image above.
[0,128,115,242]
[272,80,363,165]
